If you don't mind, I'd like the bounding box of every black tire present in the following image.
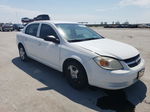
[2,28,4,32]
[18,45,28,61]
[64,60,88,90]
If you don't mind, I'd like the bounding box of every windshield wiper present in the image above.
[82,38,100,41]
[68,39,83,42]
[68,38,100,42]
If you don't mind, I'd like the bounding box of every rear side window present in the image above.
[39,24,58,39]
[25,23,39,36]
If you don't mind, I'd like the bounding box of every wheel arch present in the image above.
[18,43,24,49]
[62,56,87,77]
[18,43,28,56]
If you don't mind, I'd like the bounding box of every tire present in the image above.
[19,45,28,61]
[64,61,88,90]
[2,28,4,32]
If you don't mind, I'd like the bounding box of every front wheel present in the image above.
[19,45,28,61]
[64,61,88,90]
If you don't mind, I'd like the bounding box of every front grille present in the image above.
[124,54,141,68]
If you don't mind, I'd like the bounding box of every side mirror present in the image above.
[44,35,60,44]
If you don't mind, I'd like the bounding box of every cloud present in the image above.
[0,4,98,23]
[53,14,99,23]
[119,0,150,7]
[96,7,117,12]
[0,5,44,23]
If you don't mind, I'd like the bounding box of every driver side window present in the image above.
[39,24,58,39]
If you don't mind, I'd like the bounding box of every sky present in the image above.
[0,0,150,24]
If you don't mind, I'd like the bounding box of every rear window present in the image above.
[25,23,39,36]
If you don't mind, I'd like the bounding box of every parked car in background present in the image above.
[138,24,150,28]
[13,24,24,31]
[0,23,4,31]
[34,14,50,21]
[104,24,138,28]
[21,15,50,25]
[16,21,145,90]
[21,17,33,23]
[0,23,14,31]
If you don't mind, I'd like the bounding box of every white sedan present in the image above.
[16,21,145,90]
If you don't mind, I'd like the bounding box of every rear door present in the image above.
[24,23,40,58]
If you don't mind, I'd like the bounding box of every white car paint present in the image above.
[16,21,145,90]
[71,39,139,60]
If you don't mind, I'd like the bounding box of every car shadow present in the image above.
[12,57,147,112]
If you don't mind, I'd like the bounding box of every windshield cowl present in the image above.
[68,37,102,42]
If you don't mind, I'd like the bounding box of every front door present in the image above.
[37,24,60,69]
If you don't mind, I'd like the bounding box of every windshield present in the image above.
[55,24,103,42]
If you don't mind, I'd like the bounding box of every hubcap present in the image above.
[68,65,79,79]
[19,48,25,60]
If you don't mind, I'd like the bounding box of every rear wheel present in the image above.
[64,61,88,90]
[19,45,28,61]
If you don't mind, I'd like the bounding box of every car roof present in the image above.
[31,20,78,24]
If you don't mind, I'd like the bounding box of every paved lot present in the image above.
[0,29,150,112]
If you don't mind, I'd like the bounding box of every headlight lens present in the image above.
[93,56,123,70]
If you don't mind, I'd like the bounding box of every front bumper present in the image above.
[85,58,145,90]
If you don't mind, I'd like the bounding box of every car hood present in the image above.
[71,38,139,60]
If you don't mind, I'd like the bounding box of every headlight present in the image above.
[93,56,123,70]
